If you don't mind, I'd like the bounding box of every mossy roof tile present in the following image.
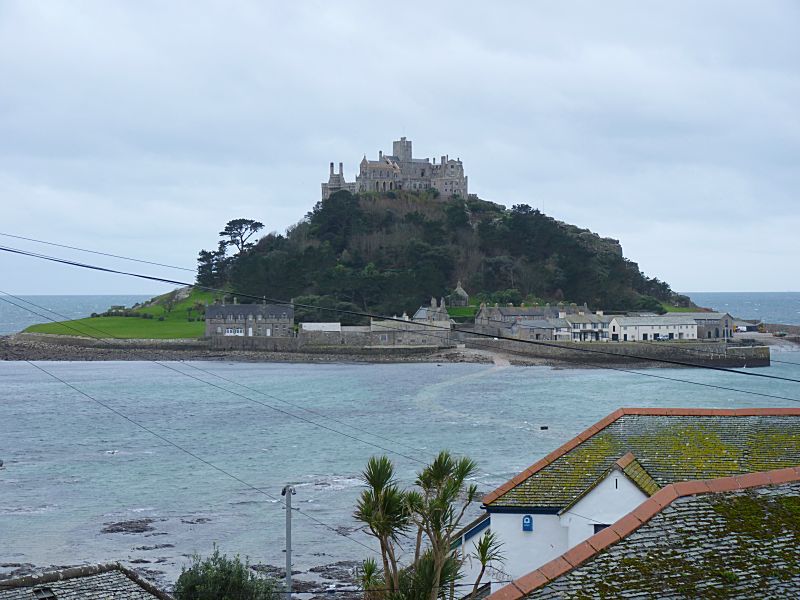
[486,412,800,509]
[522,481,800,598]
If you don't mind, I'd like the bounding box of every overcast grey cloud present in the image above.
[1,1,798,294]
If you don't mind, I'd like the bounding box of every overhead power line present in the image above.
[0,290,428,460]
[0,292,424,465]
[2,242,800,386]
[4,288,800,407]
[1,345,378,557]
[0,232,195,272]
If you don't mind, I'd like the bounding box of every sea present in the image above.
[685,291,800,326]
[1,293,800,587]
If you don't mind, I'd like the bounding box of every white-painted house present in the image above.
[463,408,800,593]
[609,315,697,341]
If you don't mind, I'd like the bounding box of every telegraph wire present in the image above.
[3,242,800,386]
[0,232,195,272]
[0,291,428,458]
[365,318,800,404]
[1,345,379,556]
[0,336,519,583]
[0,293,424,465]
[4,287,800,407]
[6,230,794,367]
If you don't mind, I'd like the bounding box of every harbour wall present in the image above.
[461,337,770,368]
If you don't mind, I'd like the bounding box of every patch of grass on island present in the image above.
[447,306,478,318]
[24,288,216,340]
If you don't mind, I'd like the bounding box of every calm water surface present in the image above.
[2,357,800,584]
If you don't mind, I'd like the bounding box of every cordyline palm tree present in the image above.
[410,451,479,600]
[355,451,495,600]
[469,531,504,600]
[354,456,410,593]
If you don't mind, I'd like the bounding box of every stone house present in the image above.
[679,311,735,339]
[475,305,558,336]
[458,408,800,594]
[504,311,611,342]
[563,312,612,342]
[205,302,294,338]
[447,281,470,307]
[609,315,698,341]
[509,319,557,341]
[369,299,454,347]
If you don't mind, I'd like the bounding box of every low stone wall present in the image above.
[462,337,770,367]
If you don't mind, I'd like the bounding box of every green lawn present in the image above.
[447,306,479,318]
[26,316,205,339]
[24,288,217,339]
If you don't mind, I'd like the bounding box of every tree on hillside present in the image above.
[355,451,502,600]
[220,219,265,255]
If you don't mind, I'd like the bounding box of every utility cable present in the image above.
[0,291,428,458]
[3,242,800,386]
[6,289,798,408]
[0,290,423,466]
[0,232,195,272]
[365,318,800,404]
[1,345,378,556]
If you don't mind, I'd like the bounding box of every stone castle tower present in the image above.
[321,137,468,200]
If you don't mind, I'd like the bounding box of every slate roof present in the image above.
[488,468,800,600]
[611,316,697,327]
[516,319,556,329]
[677,312,731,321]
[205,303,293,320]
[0,564,172,599]
[483,408,800,510]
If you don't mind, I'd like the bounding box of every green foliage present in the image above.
[174,546,279,600]
[200,191,678,316]
[354,451,488,600]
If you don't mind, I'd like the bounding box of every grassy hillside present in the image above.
[25,288,215,339]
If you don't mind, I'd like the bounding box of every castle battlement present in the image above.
[321,137,468,200]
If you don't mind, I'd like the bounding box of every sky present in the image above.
[1,1,798,295]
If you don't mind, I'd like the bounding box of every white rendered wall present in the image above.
[560,472,648,548]
[488,513,567,591]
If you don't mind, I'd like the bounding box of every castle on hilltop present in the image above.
[321,137,468,200]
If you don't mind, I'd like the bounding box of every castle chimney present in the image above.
[441,155,446,165]
[329,162,334,177]
[339,162,343,176]
[379,150,383,160]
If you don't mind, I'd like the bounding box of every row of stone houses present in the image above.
[455,407,800,598]
[477,304,734,342]
[204,297,456,348]
[204,298,735,347]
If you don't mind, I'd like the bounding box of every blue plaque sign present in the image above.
[522,515,533,532]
